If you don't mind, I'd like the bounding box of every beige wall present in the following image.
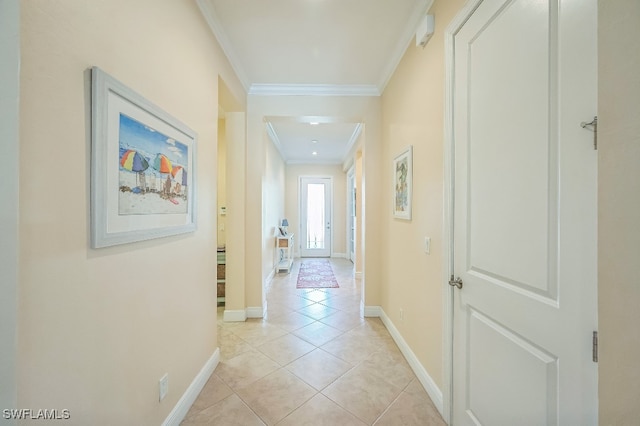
[217,119,227,246]
[264,136,286,279]
[18,1,244,424]
[222,112,247,315]
[285,164,347,257]
[598,0,640,423]
[380,0,465,390]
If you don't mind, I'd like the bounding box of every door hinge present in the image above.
[592,331,598,363]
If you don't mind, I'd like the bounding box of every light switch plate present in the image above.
[424,237,431,254]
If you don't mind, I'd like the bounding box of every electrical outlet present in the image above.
[159,374,169,402]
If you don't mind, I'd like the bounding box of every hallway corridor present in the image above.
[181,259,445,425]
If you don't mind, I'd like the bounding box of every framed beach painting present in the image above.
[393,145,413,220]
[91,67,197,248]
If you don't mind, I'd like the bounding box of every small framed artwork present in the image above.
[91,67,197,248]
[393,145,413,220]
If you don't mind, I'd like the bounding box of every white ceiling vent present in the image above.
[416,14,435,48]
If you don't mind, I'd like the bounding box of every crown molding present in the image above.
[196,0,251,91]
[342,123,363,160]
[286,159,343,166]
[377,0,435,93]
[265,122,288,162]
[249,84,380,97]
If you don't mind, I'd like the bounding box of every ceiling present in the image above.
[197,0,431,164]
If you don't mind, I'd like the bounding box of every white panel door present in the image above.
[300,177,332,257]
[451,0,597,425]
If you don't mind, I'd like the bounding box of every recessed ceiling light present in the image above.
[312,151,318,156]
[309,122,319,126]
[311,139,318,144]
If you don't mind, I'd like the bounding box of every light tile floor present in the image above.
[182,258,446,426]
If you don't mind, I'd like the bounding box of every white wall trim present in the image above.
[342,123,363,161]
[363,305,381,317]
[162,348,220,426]
[223,309,247,322]
[286,159,343,166]
[376,0,435,92]
[0,0,20,421]
[265,267,276,285]
[246,306,264,319]
[195,0,250,91]
[379,308,444,419]
[354,272,363,279]
[265,122,287,163]
[249,84,380,97]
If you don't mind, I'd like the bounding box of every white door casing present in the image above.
[347,167,356,262]
[300,177,332,257]
[448,0,598,425]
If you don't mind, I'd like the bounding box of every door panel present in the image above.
[467,0,557,298]
[451,0,597,424]
[300,177,332,257]
[468,308,558,425]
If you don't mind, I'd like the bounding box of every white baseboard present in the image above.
[332,252,347,259]
[246,306,264,318]
[162,348,220,426]
[354,271,363,279]
[363,305,381,317]
[266,267,276,284]
[379,308,444,418]
[223,309,247,322]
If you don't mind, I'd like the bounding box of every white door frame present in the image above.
[442,3,470,420]
[346,166,355,262]
[0,0,20,420]
[298,176,333,257]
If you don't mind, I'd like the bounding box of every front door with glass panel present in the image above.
[300,177,331,257]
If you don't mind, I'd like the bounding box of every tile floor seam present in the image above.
[319,390,371,425]
[232,388,271,425]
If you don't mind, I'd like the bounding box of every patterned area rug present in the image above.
[296,259,340,289]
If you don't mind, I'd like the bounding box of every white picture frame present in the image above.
[393,145,413,220]
[91,67,197,248]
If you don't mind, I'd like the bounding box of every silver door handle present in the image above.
[449,275,463,289]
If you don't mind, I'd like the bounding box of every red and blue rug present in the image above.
[296,259,340,289]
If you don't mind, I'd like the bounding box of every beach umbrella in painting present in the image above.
[171,166,187,196]
[152,153,173,196]
[171,166,188,186]
[119,149,149,191]
[120,149,149,172]
[151,153,173,174]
